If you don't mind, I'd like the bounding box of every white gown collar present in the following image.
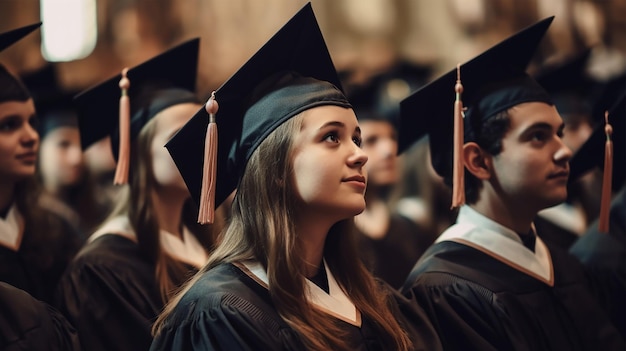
[239,259,362,327]
[89,215,207,268]
[437,206,554,286]
[0,203,24,251]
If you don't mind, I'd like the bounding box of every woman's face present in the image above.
[291,105,368,220]
[39,126,84,190]
[150,102,201,193]
[0,99,39,182]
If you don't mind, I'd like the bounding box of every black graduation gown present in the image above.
[402,240,625,351]
[357,213,435,289]
[570,188,626,338]
[0,209,80,304]
[56,234,197,351]
[0,282,81,351]
[151,262,442,351]
[533,214,579,249]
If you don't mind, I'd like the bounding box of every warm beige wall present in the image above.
[1,0,624,97]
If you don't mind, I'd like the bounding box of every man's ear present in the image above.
[463,142,492,180]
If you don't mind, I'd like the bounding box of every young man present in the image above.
[399,17,624,350]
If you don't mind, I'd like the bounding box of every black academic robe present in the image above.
[533,214,579,249]
[357,213,435,289]
[570,188,626,338]
[151,262,442,351]
[0,209,80,304]
[56,234,196,351]
[0,282,81,351]
[403,239,624,351]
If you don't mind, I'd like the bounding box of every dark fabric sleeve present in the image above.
[151,293,304,351]
[570,189,626,338]
[382,282,443,351]
[571,227,626,339]
[0,282,82,351]
[54,255,161,351]
[402,273,529,351]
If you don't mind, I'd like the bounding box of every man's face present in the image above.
[490,102,572,212]
[359,119,399,186]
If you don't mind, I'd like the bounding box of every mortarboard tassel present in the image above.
[451,64,465,209]
[114,68,131,185]
[198,92,219,224]
[599,111,613,233]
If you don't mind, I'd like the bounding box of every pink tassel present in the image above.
[599,111,613,233]
[198,92,219,224]
[114,68,131,185]
[451,64,465,209]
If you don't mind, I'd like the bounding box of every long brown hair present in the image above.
[154,113,412,350]
[105,117,216,303]
[2,71,81,300]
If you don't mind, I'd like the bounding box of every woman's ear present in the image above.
[463,142,492,180]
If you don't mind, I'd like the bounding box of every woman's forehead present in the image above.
[300,106,358,128]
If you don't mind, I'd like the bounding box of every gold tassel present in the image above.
[114,68,131,185]
[198,91,219,224]
[599,111,613,233]
[451,64,465,209]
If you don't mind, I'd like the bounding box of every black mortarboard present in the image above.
[590,72,626,125]
[348,61,431,130]
[535,49,594,119]
[0,22,41,53]
[0,23,41,103]
[347,61,431,125]
[74,38,200,155]
[569,93,625,189]
[20,65,78,138]
[166,2,350,214]
[399,17,554,181]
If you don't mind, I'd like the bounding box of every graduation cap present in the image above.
[347,61,431,129]
[166,2,349,223]
[399,17,554,208]
[20,64,78,139]
[0,23,41,103]
[74,38,200,184]
[590,72,626,125]
[0,22,41,53]
[569,93,625,232]
[535,49,594,120]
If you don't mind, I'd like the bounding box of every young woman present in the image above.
[0,23,80,305]
[151,4,441,351]
[0,22,82,351]
[55,38,220,351]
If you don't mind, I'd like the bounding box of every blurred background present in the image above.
[1,0,624,100]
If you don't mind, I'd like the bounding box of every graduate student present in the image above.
[399,17,625,350]
[151,4,441,351]
[55,38,217,351]
[0,23,81,305]
[569,93,625,338]
[0,22,82,351]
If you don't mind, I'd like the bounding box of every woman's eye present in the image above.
[353,136,362,147]
[323,132,339,143]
